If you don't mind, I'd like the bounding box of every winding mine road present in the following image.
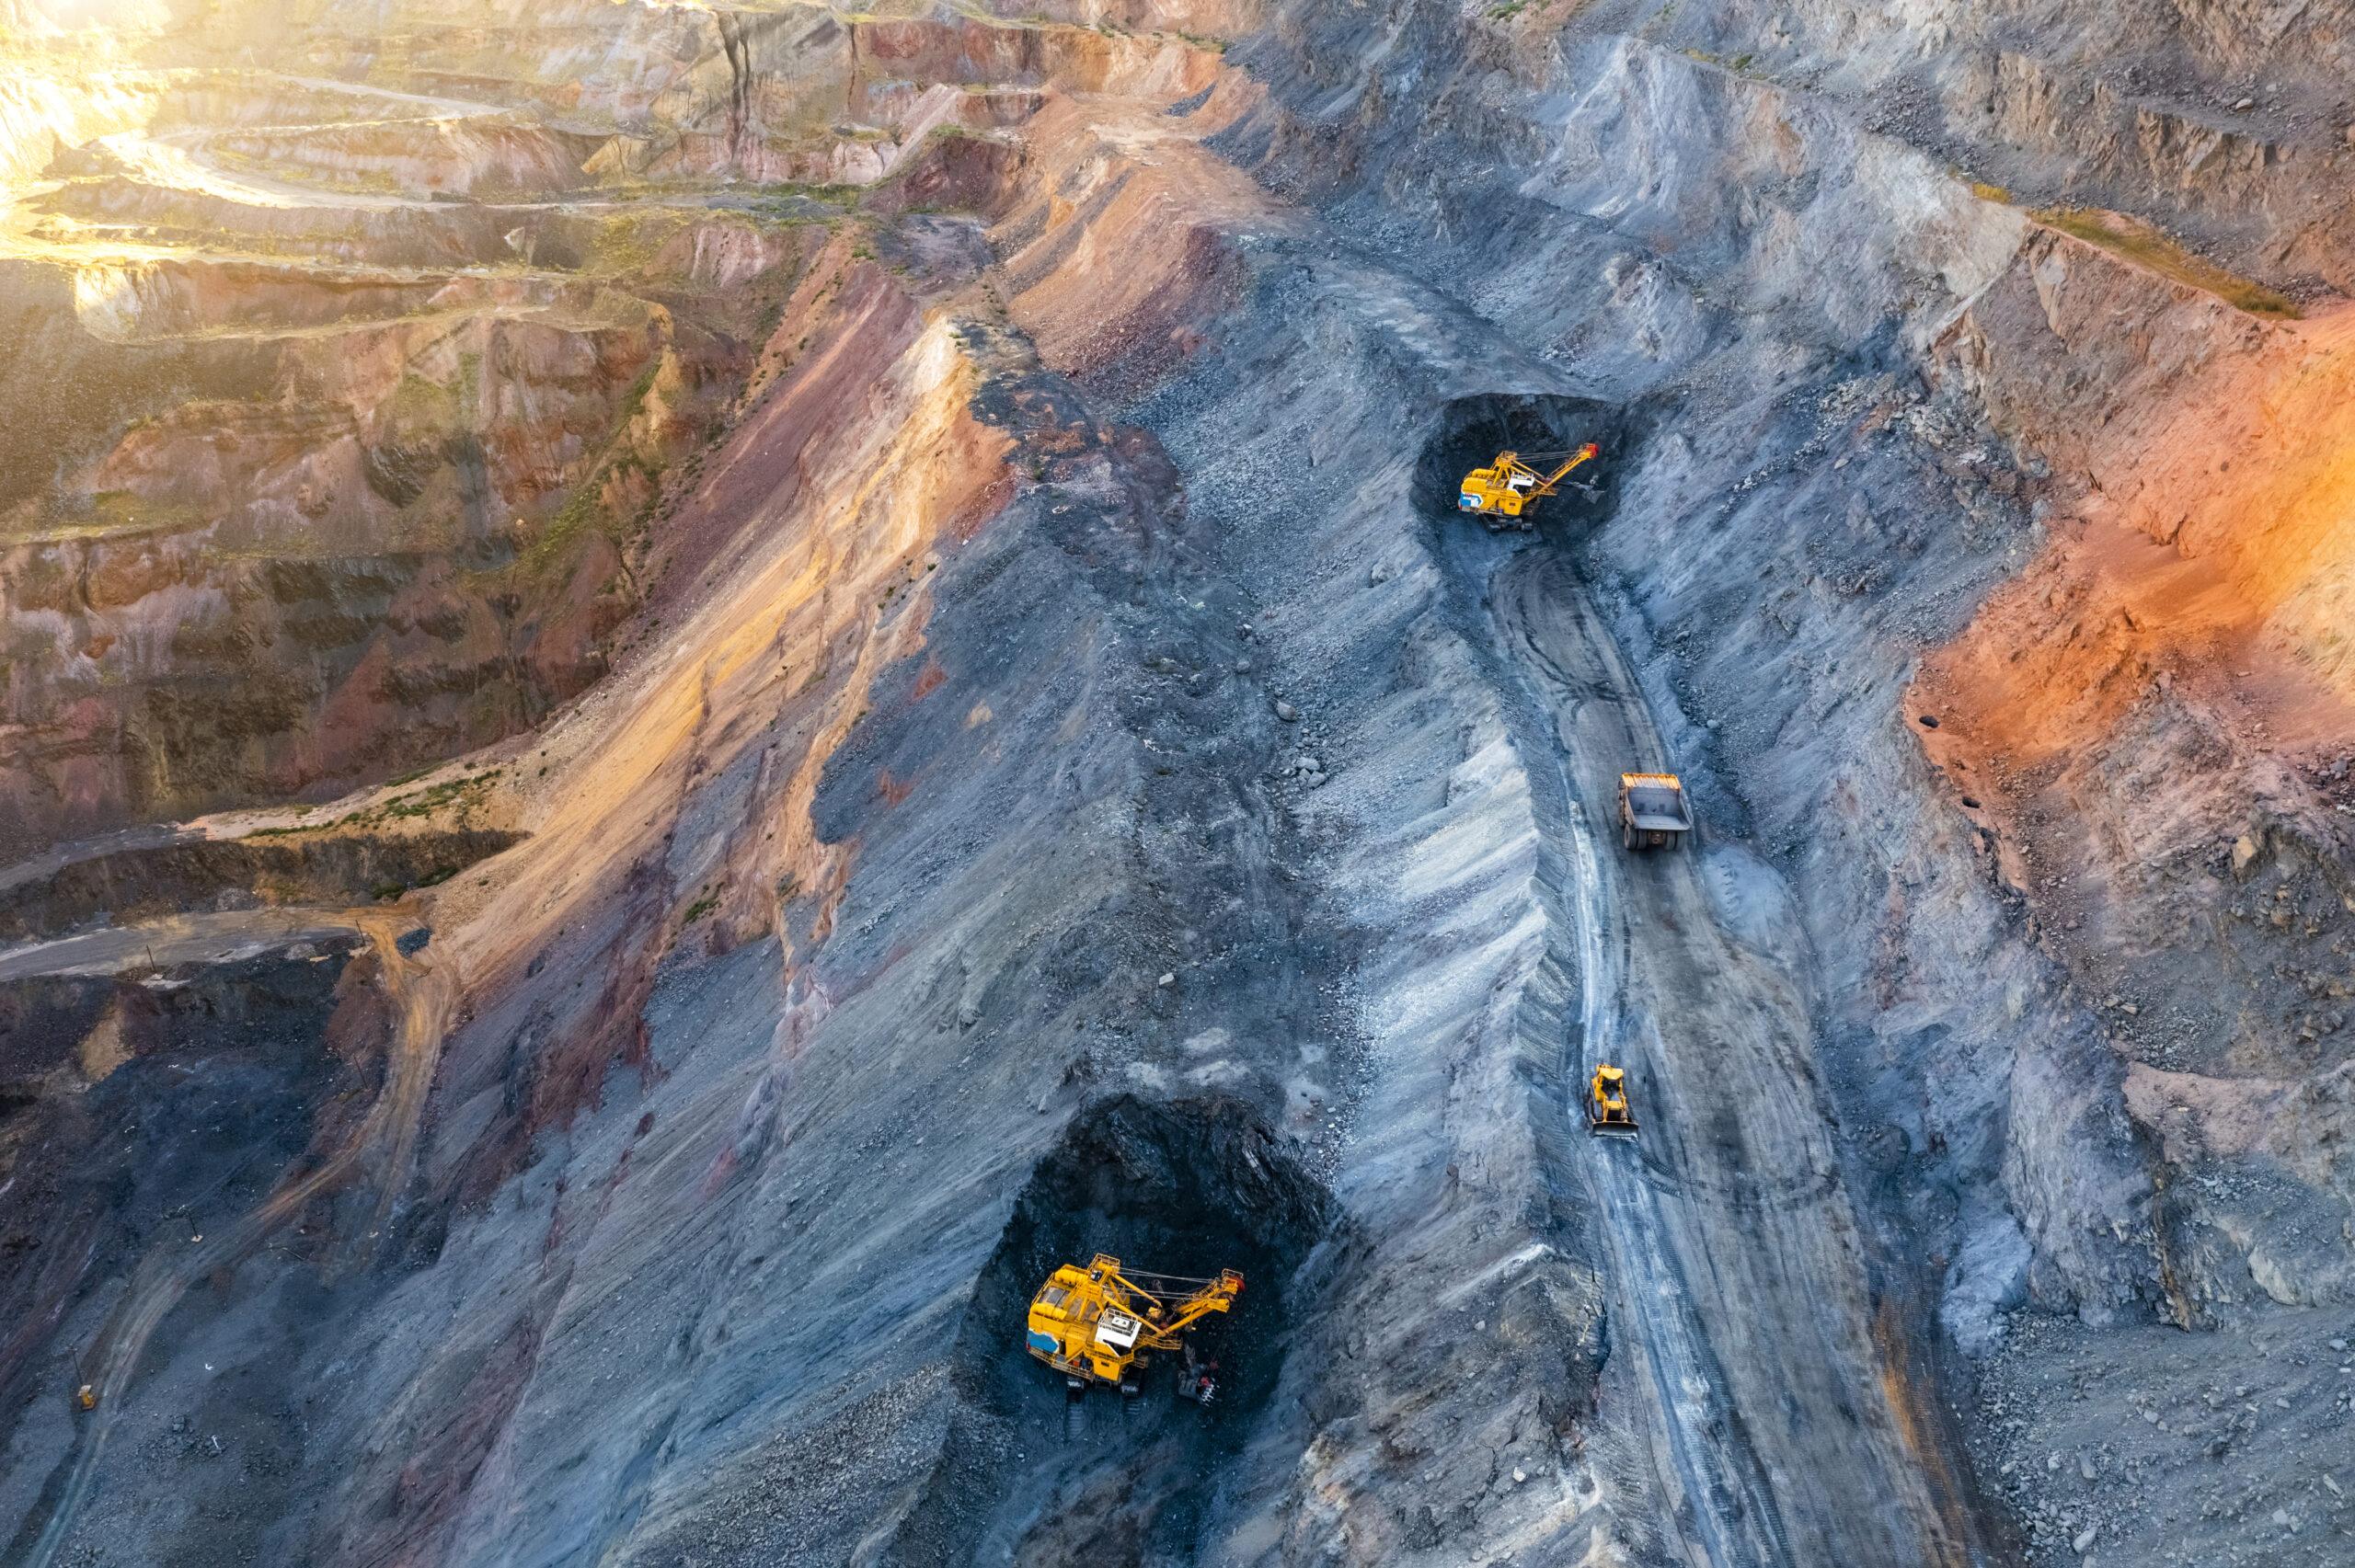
[0,906,367,982]
[1491,549,1979,1566]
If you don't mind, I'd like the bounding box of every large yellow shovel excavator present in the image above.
[1458,442,1600,526]
[1026,1253,1243,1394]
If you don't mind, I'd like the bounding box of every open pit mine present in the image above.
[5,0,2355,1563]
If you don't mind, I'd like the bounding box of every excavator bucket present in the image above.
[1588,1103,1639,1139]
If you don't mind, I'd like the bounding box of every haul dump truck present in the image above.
[1458,442,1600,527]
[1026,1253,1243,1395]
[1619,772,1693,852]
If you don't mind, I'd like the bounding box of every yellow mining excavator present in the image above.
[1026,1253,1244,1393]
[1458,442,1600,526]
[1589,1064,1638,1139]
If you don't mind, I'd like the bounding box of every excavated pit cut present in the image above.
[891,1094,1331,1564]
[972,1094,1328,1401]
[1414,391,1635,536]
[0,944,366,1440]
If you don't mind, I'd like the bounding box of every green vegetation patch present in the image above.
[615,363,661,429]
[1678,46,1767,79]
[247,766,504,838]
[584,207,698,278]
[458,350,484,419]
[381,771,499,819]
[2033,206,2302,321]
[65,490,215,537]
[386,371,463,438]
[526,480,611,574]
[744,180,864,214]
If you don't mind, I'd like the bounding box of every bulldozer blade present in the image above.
[1589,1117,1639,1139]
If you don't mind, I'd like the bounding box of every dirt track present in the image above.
[15,906,434,1568]
[0,908,364,982]
[1489,549,1981,1565]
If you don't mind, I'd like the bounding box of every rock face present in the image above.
[1,1,2353,1566]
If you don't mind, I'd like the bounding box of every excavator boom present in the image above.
[1143,1269,1245,1343]
[1535,443,1602,491]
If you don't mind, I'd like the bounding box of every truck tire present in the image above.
[1621,822,1634,852]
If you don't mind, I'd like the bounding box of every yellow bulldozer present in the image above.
[1457,442,1600,526]
[1026,1253,1243,1394]
[1589,1064,1638,1139]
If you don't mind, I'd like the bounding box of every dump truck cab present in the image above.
[1618,772,1693,851]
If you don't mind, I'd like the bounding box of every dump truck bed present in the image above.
[1619,773,1693,831]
